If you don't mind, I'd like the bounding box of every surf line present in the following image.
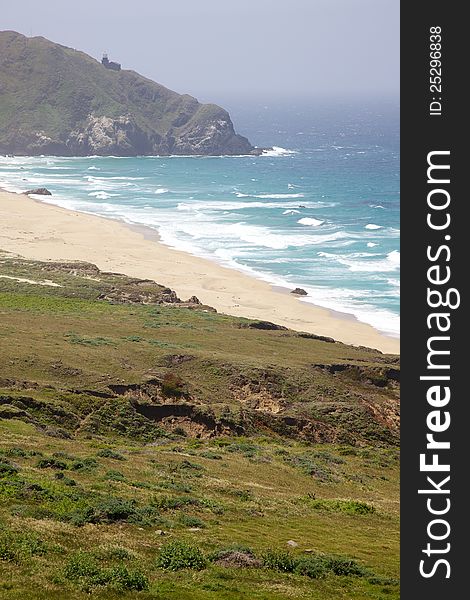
[417,150,460,580]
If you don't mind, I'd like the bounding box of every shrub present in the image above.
[91,497,137,523]
[178,514,206,528]
[157,540,207,571]
[157,481,192,493]
[106,565,149,591]
[65,333,114,347]
[0,462,19,477]
[105,470,125,482]
[338,447,359,456]
[10,504,56,521]
[53,452,76,461]
[53,472,76,486]
[199,451,222,460]
[0,529,47,563]
[128,505,161,526]
[261,549,296,573]
[261,548,371,580]
[323,555,370,577]
[96,449,126,461]
[283,454,337,482]
[36,457,67,470]
[198,498,225,515]
[63,552,101,581]
[2,447,28,458]
[161,372,187,398]
[178,459,205,472]
[63,551,148,591]
[226,442,259,457]
[152,495,198,511]
[294,556,330,579]
[61,497,141,527]
[232,489,253,502]
[302,497,375,515]
[130,480,152,489]
[311,451,345,465]
[71,457,98,472]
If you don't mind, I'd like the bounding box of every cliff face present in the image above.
[0,31,259,156]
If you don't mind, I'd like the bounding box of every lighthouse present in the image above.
[101,52,121,71]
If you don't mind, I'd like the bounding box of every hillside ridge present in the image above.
[0,30,260,156]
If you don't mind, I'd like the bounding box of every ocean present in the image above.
[0,98,399,337]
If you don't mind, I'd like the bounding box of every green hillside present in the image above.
[0,253,399,599]
[0,31,256,156]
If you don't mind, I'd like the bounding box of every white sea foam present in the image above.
[15,175,83,186]
[298,217,324,227]
[88,166,100,171]
[88,191,117,200]
[84,176,134,190]
[0,179,24,193]
[154,188,169,194]
[177,200,324,211]
[235,192,304,199]
[261,146,297,157]
[174,246,399,336]
[258,193,304,199]
[99,176,145,180]
[365,223,383,230]
[300,288,400,337]
[0,152,399,338]
[318,250,400,273]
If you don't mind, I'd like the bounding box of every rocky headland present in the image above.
[0,30,263,157]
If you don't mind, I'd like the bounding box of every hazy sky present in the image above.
[2,0,399,103]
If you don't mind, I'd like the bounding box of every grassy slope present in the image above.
[0,254,399,599]
[0,30,231,143]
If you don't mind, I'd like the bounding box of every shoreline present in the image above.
[0,188,399,354]
[127,225,371,328]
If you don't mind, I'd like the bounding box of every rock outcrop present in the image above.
[24,187,52,195]
[0,30,263,157]
[291,287,308,296]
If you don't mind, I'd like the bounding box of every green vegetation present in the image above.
[0,30,254,156]
[157,541,207,571]
[299,497,376,515]
[0,255,400,599]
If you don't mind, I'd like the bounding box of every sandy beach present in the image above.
[0,189,399,354]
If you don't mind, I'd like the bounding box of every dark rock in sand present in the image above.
[290,287,308,296]
[24,187,52,196]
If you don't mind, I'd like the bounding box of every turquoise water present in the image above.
[0,99,399,336]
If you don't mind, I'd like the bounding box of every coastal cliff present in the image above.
[0,30,259,156]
